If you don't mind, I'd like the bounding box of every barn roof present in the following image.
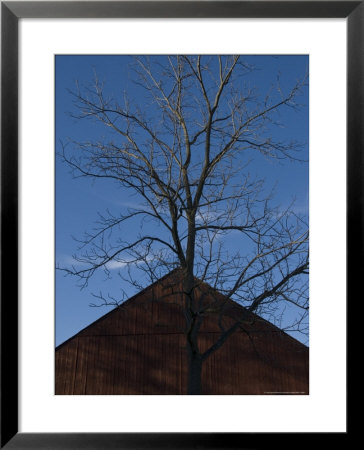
[56,269,309,395]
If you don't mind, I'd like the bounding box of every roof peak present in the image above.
[56,267,308,350]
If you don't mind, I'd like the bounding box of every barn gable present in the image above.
[56,270,309,395]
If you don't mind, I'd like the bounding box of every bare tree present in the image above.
[58,55,309,395]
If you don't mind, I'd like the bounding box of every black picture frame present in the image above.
[1,1,356,448]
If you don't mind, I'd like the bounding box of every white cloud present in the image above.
[105,260,128,270]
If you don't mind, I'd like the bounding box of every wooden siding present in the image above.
[56,271,309,395]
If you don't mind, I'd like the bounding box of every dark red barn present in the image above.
[56,270,309,395]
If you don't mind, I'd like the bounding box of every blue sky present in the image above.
[55,55,309,346]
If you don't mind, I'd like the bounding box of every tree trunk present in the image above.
[183,266,203,395]
[187,352,202,395]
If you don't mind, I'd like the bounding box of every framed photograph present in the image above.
[2,1,357,448]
